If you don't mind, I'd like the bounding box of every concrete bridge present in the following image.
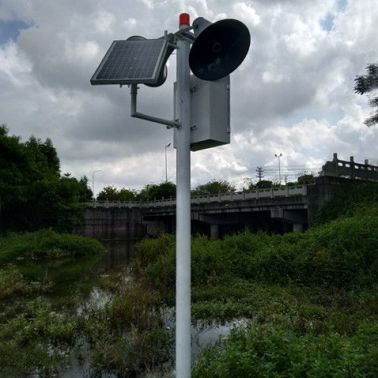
[138,185,308,238]
[75,176,358,240]
[75,155,378,240]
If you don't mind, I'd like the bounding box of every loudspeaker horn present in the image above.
[189,17,251,81]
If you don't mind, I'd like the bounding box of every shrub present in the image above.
[0,266,51,300]
[193,322,378,377]
[134,204,378,296]
[0,229,105,262]
[0,298,78,377]
[109,283,161,330]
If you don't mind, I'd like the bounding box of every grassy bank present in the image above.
[134,205,378,296]
[132,203,378,377]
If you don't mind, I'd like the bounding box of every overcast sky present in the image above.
[1,0,377,194]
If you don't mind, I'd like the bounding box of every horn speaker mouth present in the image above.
[189,18,251,81]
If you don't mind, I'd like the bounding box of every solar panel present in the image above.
[90,38,168,85]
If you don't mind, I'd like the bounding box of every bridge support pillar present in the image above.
[293,223,304,232]
[210,224,219,240]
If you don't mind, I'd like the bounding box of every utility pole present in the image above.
[256,166,264,182]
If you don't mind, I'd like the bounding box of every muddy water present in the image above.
[62,240,246,377]
[97,239,138,270]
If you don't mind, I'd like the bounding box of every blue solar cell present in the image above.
[91,38,167,85]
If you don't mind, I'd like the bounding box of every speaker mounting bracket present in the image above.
[174,26,195,42]
[130,84,180,129]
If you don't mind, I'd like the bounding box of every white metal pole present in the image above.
[175,13,192,378]
[92,169,102,200]
[275,153,282,185]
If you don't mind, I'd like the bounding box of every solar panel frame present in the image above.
[90,38,169,85]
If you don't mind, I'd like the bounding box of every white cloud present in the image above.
[262,71,285,84]
[0,42,32,87]
[0,0,377,192]
[233,2,260,26]
[93,11,115,33]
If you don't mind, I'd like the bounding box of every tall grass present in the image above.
[134,204,378,296]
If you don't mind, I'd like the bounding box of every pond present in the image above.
[1,238,246,377]
[61,239,247,377]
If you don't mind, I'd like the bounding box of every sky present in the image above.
[0,0,377,195]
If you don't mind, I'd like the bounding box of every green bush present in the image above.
[109,283,161,330]
[0,229,105,262]
[135,206,378,293]
[193,322,378,377]
[315,182,378,225]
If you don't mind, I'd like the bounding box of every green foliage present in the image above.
[0,298,78,377]
[0,242,171,377]
[78,176,93,202]
[24,135,60,178]
[0,229,105,263]
[0,265,51,300]
[355,64,378,126]
[135,204,378,301]
[0,126,92,232]
[298,173,315,184]
[109,283,161,330]
[80,277,173,377]
[254,179,275,189]
[192,180,236,196]
[130,195,378,376]
[89,326,173,377]
[137,181,176,201]
[193,322,378,377]
[97,185,136,201]
[315,182,378,225]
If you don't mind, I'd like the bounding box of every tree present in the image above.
[25,136,60,179]
[297,174,315,185]
[0,126,91,232]
[97,186,136,201]
[355,64,378,126]
[97,186,120,201]
[78,176,93,202]
[118,188,137,201]
[192,180,236,196]
[0,125,29,207]
[255,180,274,189]
[137,182,176,201]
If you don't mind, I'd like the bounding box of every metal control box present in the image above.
[174,75,230,151]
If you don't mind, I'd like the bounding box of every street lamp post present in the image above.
[91,170,102,200]
[165,142,171,182]
[275,153,282,185]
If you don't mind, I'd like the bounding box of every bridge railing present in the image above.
[321,153,378,180]
[88,184,307,208]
